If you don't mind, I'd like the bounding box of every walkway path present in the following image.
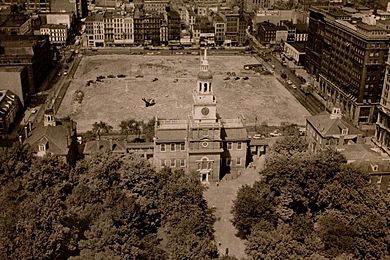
[204,156,265,258]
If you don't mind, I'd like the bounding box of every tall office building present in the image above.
[306,6,390,129]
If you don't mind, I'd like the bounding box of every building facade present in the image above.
[153,49,248,182]
[374,52,390,155]
[0,35,52,93]
[0,89,20,134]
[40,24,67,45]
[306,106,363,153]
[305,6,390,129]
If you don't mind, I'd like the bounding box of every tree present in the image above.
[119,119,141,135]
[92,121,113,137]
[232,147,390,259]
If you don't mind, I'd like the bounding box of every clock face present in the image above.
[201,107,209,116]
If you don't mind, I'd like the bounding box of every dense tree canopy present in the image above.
[232,137,390,259]
[0,147,217,259]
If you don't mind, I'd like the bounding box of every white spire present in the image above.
[201,48,209,71]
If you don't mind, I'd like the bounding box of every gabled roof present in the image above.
[306,112,361,138]
[26,120,75,156]
[221,127,248,141]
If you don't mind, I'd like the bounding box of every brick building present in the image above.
[305,6,390,129]
[153,49,248,182]
[0,35,52,93]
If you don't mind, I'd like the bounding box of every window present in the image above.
[237,142,242,150]
[236,157,242,166]
[161,159,166,167]
[170,159,176,167]
[227,142,233,150]
[170,143,175,152]
[180,143,185,150]
[226,158,232,166]
[180,159,186,167]
[160,144,166,152]
[39,144,46,152]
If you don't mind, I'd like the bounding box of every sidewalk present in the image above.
[204,156,265,258]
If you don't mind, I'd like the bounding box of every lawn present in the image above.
[57,54,310,133]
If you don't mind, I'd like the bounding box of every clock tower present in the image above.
[192,48,217,123]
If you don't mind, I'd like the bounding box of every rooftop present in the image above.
[0,66,25,72]
[41,23,67,29]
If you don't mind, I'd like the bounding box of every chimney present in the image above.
[24,126,28,139]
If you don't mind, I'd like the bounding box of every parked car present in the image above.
[269,130,282,137]
[287,80,293,85]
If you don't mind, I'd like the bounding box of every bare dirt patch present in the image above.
[57,55,310,132]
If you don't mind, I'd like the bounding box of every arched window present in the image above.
[199,82,202,92]
[203,83,207,92]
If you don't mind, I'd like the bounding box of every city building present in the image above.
[213,14,226,46]
[283,42,306,66]
[0,13,31,35]
[281,20,296,42]
[50,0,88,18]
[167,9,180,44]
[0,66,30,106]
[295,24,308,42]
[306,105,364,153]
[0,89,20,134]
[25,109,78,165]
[153,49,248,182]
[243,0,271,12]
[256,21,288,45]
[143,0,169,14]
[40,23,67,45]
[305,6,390,129]
[374,52,390,155]
[0,35,52,93]
[85,13,104,47]
[133,10,163,46]
[1,0,51,12]
[46,12,76,32]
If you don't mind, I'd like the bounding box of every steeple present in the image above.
[193,48,217,123]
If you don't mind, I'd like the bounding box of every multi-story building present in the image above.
[0,13,31,35]
[0,66,30,106]
[306,6,390,129]
[0,89,20,134]
[306,105,363,153]
[257,21,288,45]
[213,14,226,46]
[295,24,308,42]
[86,13,104,47]
[167,9,180,44]
[50,0,88,18]
[133,10,163,46]
[143,0,168,14]
[2,0,51,12]
[221,8,249,46]
[374,52,390,155]
[0,35,52,93]
[46,13,76,32]
[243,0,271,12]
[153,49,248,182]
[281,20,296,42]
[40,24,67,45]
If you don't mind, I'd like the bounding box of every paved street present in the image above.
[204,156,265,258]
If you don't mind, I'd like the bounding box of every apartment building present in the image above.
[0,13,31,35]
[2,0,51,12]
[85,13,104,47]
[133,10,163,46]
[40,23,67,45]
[306,6,390,129]
[143,0,169,14]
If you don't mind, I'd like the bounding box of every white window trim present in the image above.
[170,159,176,167]
[226,158,232,166]
[227,142,233,150]
[237,157,242,166]
[160,144,166,152]
[170,143,176,152]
